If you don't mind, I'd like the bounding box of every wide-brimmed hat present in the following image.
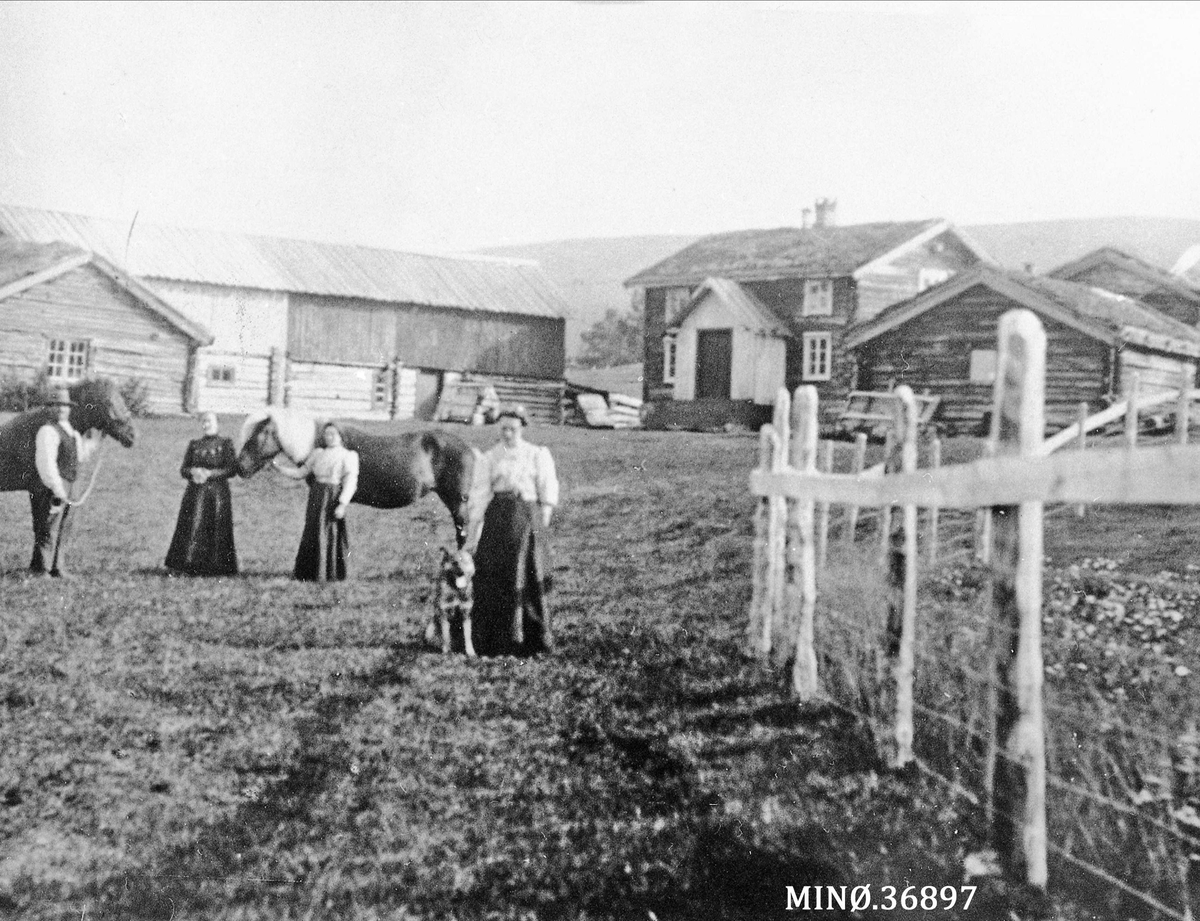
[45,387,75,407]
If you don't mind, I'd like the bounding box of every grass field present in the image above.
[1,415,1197,919]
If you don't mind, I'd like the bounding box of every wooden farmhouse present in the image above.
[623,200,991,426]
[0,205,569,421]
[0,238,213,414]
[1048,246,1200,328]
[844,264,1200,434]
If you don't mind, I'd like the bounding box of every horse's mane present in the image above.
[237,407,321,463]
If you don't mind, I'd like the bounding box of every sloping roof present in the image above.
[844,265,1200,358]
[624,218,960,287]
[668,277,792,336]
[0,237,213,345]
[0,204,568,319]
[1048,246,1200,305]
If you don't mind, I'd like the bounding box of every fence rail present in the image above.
[746,308,1199,919]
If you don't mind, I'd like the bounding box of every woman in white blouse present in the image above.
[466,405,559,656]
[278,422,360,581]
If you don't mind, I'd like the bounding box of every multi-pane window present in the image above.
[802,332,831,381]
[802,278,833,316]
[47,339,88,380]
[207,365,236,384]
[662,333,678,384]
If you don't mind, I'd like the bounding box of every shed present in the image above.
[844,265,1200,434]
[0,238,212,414]
[1048,246,1200,328]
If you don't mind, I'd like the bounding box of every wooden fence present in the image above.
[747,309,1199,917]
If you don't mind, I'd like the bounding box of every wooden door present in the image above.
[695,329,733,399]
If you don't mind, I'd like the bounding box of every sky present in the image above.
[2,0,1199,254]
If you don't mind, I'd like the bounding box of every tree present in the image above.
[575,304,643,369]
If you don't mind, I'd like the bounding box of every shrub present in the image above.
[118,377,153,417]
[0,371,52,412]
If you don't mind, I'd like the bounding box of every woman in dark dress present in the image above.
[165,412,239,576]
[466,406,559,656]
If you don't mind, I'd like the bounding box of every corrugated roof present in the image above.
[0,204,568,319]
[624,219,945,287]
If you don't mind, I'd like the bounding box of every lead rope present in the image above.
[65,434,107,507]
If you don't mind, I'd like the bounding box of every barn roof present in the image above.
[844,265,1200,359]
[0,204,568,319]
[1048,246,1200,305]
[667,277,792,336]
[623,218,987,287]
[0,237,214,345]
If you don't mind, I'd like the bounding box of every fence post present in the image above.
[748,424,778,659]
[1125,369,1140,448]
[882,385,919,769]
[1076,401,1088,518]
[817,440,833,571]
[789,386,819,700]
[880,428,895,561]
[845,432,867,544]
[766,389,791,661]
[987,309,1049,889]
[1178,367,1191,446]
[928,435,941,565]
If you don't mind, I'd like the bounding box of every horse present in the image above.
[0,378,137,573]
[235,407,477,548]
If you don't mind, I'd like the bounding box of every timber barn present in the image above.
[844,264,1200,434]
[1047,246,1200,328]
[623,199,992,427]
[0,238,213,414]
[0,205,569,420]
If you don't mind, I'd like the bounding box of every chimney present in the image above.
[801,207,813,230]
[813,197,837,228]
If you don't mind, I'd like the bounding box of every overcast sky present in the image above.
[2,0,1198,253]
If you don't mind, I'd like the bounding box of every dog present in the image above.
[427,546,476,657]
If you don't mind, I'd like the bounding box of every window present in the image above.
[207,365,236,385]
[802,279,833,316]
[662,333,678,384]
[918,267,952,292]
[47,339,89,380]
[969,349,997,385]
[802,332,831,381]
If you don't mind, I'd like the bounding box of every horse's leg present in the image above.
[29,489,53,574]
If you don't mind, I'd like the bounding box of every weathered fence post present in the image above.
[882,385,919,769]
[928,435,941,564]
[880,428,895,560]
[817,440,833,571]
[766,390,791,661]
[987,309,1049,889]
[747,424,778,659]
[1076,401,1088,518]
[790,386,819,700]
[1125,369,1140,448]
[1178,367,1191,446]
[845,432,867,544]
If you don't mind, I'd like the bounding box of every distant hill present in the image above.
[479,217,1200,360]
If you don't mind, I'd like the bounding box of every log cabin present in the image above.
[844,264,1200,434]
[1048,246,1200,328]
[0,238,213,414]
[623,199,991,427]
[0,205,569,421]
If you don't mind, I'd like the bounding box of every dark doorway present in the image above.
[414,369,443,420]
[695,329,733,399]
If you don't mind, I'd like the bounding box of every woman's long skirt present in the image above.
[472,493,553,657]
[165,481,238,576]
[294,483,349,582]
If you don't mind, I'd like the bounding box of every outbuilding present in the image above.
[844,265,1200,433]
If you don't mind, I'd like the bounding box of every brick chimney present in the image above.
[801,207,813,230]
[813,198,837,228]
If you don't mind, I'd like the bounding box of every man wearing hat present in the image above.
[30,386,90,576]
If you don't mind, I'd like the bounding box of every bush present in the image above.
[0,371,51,412]
[118,377,153,418]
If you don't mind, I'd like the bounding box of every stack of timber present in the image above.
[436,374,565,425]
[606,393,643,428]
[574,393,615,428]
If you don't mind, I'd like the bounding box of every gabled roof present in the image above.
[668,277,792,337]
[0,204,568,319]
[0,237,214,346]
[844,265,1200,359]
[1048,246,1200,306]
[624,218,989,288]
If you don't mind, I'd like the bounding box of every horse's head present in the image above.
[69,379,136,447]
[236,414,282,477]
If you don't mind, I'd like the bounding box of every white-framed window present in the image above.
[969,349,997,385]
[47,338,89,380]
[207,364,236,385]
[662,333,678,384]
[918,267,952,292]
[802,332,832,381]
[802,278,833,316]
